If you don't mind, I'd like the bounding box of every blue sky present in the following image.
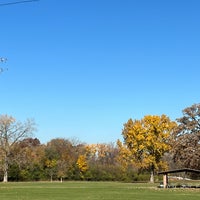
[0,0,200,144]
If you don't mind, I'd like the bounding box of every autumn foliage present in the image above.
[118,115,177,182]
[0,103,199,182]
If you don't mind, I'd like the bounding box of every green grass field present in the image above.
[0,181,200,200]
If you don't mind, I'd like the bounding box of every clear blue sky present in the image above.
[0,0,200,144]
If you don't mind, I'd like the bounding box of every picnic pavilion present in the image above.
[158,168,200,188]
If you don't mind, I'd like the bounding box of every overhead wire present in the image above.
[0,0,39,6]
[0,0,39,74]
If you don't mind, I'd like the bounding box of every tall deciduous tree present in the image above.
[0,115,35,182]
[172,103,200,169]
[10,138,44,181]
[76,155,88,179]
[45,138,85,180]
[120,115,177,182]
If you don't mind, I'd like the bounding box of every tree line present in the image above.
[0,103,200,182]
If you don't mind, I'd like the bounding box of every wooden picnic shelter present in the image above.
[158,168,200,188]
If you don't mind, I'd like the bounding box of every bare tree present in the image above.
[171,103,200,170]
[0,114,35,182]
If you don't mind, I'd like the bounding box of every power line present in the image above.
[0,0,39,6]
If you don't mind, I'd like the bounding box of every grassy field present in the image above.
[0,181,200,200]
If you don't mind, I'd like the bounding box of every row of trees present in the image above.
[0,103,200,182]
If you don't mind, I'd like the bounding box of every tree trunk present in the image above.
[3,170,8,183]
[3,156,8,182]
[150,168,154,183]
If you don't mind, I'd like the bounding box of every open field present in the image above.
[0,181,200,200]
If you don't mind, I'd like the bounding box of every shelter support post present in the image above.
[163,173,168,188]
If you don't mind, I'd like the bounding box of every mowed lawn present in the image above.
[0,181,200,200]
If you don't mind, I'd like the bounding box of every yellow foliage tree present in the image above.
[76,155,88,178]
[120,115,177,182]
[116,140,136,173]
[85,144,98,158]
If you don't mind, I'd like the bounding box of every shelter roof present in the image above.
[158,168,200,175]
